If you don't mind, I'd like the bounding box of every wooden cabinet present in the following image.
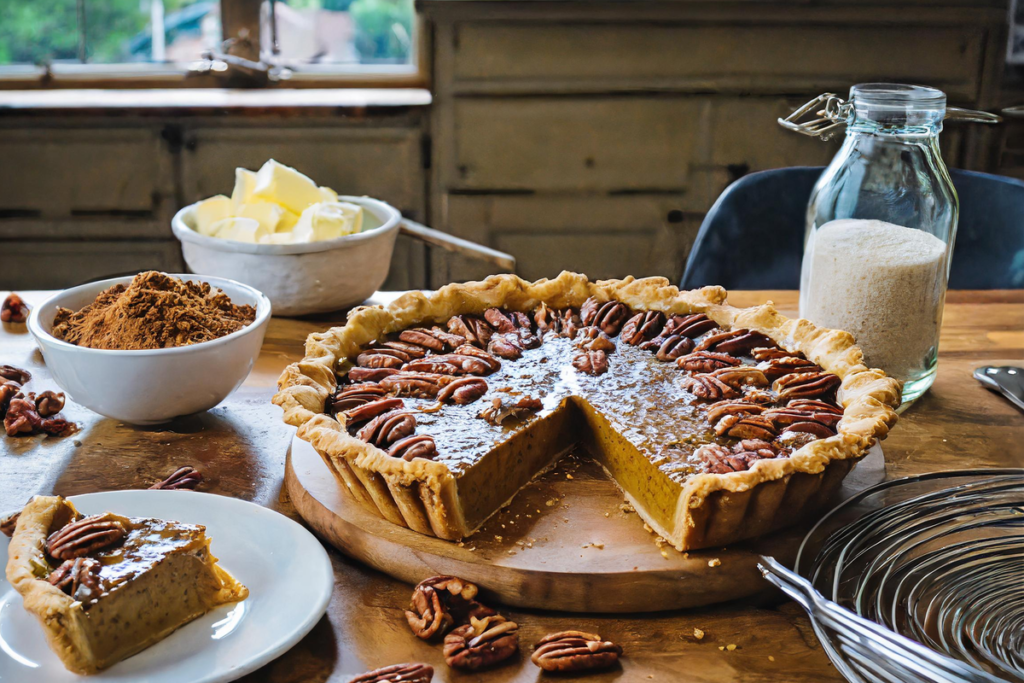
[424,0,1008,288]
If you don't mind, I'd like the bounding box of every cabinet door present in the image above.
[0,241,183,289]
[431,194,700,287]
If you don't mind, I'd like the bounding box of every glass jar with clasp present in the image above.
[779,84,999,406]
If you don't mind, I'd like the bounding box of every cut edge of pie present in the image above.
[274,272,901,551]
[5,495,248,675]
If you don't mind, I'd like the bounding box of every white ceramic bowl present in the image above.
[172,196,401,316]
[27,274,271,425]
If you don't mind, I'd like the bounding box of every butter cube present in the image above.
[237,202,285,233]
[291,201,364,242]
[231,168,258,211]
[319,186,339,203]
[251,159,322,215]
[211,217,269,244]
[276,209,300,233]
[258,231,299,245]
[194,195,233,236]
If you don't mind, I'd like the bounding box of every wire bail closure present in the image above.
[778,93,1001,141]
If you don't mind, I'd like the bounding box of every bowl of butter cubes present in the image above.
[172,159,402,316]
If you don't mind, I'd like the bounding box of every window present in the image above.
[0,0,420,86]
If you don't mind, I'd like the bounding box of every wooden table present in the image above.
[3,289,1023,682]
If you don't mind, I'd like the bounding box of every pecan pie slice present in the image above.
[5,496,247,675]
[275,273,900,551]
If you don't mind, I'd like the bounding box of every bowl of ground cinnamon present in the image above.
[27,272,271,424]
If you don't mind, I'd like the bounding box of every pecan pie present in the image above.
[274,273,900,551]
[5,496,247,674]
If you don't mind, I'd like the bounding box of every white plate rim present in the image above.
[0,490,334,683]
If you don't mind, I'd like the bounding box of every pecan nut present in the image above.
[0,380,21,416]
[389,434,437,461]
[478,396,542,426]
[357,411,416,448]
[381,340,428,359]
[580,298,630,336]
[572,349,609,376]
[752,346,794,361]
[707,366,769,389]
[781,421,836,439]
[663,313,718,339]
[0,365,31,384]
[34,390,65,417]
[405,575,491,640]
[443,615,519,670]
[356,348,409,370]
[347,367,401,383]
[349,663,433,683]
[706,399,766,424]
[696,442,777,474]
[758,356,822,380]
[343,398,405,425]
[575,326,616,353]
[621,311,665,345]
[532,631,623,673]
[399,328,448,352]
[1,294,30,324]
[4,394,39,435]
[448,315,492,347]
[483,308,517,334]
[681,374,738,401]
[453,345,502,373]
[46,514,127,560]
[47,557,104,600]
[149,466,203,490]
[653,334,695,361]
[676,351,741,373]
[437,377,488,405]
[380,373,451,399]
[487,335,522,360]
[714,414,777,440]
[331,384,388,415]
[695,328,776,356]
[773,372,842,402]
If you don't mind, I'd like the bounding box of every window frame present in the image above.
[0,0,427,90]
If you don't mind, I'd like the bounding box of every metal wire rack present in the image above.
[760,469,1024,683]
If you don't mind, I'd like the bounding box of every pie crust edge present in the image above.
[273,272,901,550]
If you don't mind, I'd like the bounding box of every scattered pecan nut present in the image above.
[572,349,609,376]
[357,410,416,448]
[478,396,542,426]
[532,631,623,673]
[34,390,65,417]
[443,615,519,670]
[47,557,104,600]
[4,394,39,435]
[437,377,488,405]
[1,294,30,324]
[46,514,127,560]
[405,575,490,640]
[773,372,842,402]
[389,434,437,461]
[0,365,31,384]
[348,662,433,683]
[621,311,665,345]
[676,351,741,373]
[149,466,203,490]
[0,380,21,415]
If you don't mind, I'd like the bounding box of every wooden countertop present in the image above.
[2,289,1023,682]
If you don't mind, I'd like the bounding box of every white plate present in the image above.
[0,491,333,682]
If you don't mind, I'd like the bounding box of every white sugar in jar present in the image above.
[800,219,949,398]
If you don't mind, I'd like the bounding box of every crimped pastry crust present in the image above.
[274,272,901,550]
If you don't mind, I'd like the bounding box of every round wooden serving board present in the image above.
[286,435,884,613]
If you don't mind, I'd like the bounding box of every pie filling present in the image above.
[326,300,848,543]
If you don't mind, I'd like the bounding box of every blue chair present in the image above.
[681,167,1024,290]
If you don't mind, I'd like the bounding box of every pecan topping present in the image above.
[621,311,665,345]
[46,514,127,560]
[788,399,844,414]
[654,334,695,361]
[347,367,400,383]
[534,303,562,336]
[676,351,741,373]
[402,358,463,375]
[349,663,433,683]
[696,442,778,474]
[763,403,842,431]
[453,345,502,373]
[149,466,203,490]
[714,414,777,440]
[707,366,769,389]
[399,328,447,352]
[773,372,841,402]
[532,631,623,673]
[705,400,765,424]
[1,510,19,537]
[0,365,31,384]
[357,411,416,448]
[695,328,776,356]
[663,313,718,339]
[405,575,492,639]
[382,340,428,359]
[483,308,517,334]
[34,390,65,417]
[430,326,468,349]
[47,557,104,600]
[437,377,488,405]
[572,349,609,375]
[331,384,388,414]
[448,315,492,347]
[782,421,836,439]
[407,347,499,376]
[356,348,409,369]
[343,397,405,425]
[389,434,437,461]
[478,396,542,426]
[758,356,822,380]
[575,326,616,353]
[380,373,451,399]
[487,335,522,360]
[1,293,30,324]
[681,373,738,400]
[444,615,519,670]
[580,298,630,336]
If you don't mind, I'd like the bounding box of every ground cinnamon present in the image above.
[51,272,257,350]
